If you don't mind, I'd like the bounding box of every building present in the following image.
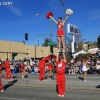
[0,40,57,60]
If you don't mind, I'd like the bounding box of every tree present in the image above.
[22,41,25,44]
[97,35,100,48]
[75,30,84,52]
[42,38,57,47]
[83,41,97,52]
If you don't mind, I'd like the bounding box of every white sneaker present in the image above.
[10,79,13,81]
[58,94,61,97]
[48,78,51,80]
[22,76,24,78]
[44,80,46,81]
[61,95,64,97]
[63,50,65,53]
[57,49,60,53]
[1,90,4,92]
[84,80,87,82]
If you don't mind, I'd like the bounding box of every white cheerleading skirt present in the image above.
[82,65,87,72]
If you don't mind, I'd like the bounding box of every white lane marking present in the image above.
[0,97,27,100]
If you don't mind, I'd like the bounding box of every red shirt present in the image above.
[5,61,10,68]
[56,61,67,75]
[39,60,46,69]
[0,64,3,73]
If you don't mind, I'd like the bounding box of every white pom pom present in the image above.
[66,9,73,15]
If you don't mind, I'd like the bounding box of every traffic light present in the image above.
[25,33,28,40]
[50,45,53,54]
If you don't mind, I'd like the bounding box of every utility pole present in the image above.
[50,18,52,41]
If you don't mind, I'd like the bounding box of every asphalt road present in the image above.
[0,73,100,100]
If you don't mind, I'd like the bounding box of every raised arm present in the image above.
[63,52,66,62]
[63,15,69,25]
[56,52,59,62]
[50,16,58,24]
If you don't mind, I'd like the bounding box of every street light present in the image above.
[34,35,44,60]
[59,0,67,45]
[59,0,68,55]
[36,13,53,41]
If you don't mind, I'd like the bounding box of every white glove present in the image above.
[66,9,73,15]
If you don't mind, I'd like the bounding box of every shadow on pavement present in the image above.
[56,84,58,94]
[96,85,100,89]
[78,77,84,81]
[4,79,18,91]
[24,75,28,78]
[12,76,17,78]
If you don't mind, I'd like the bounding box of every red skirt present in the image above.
[48,64,53,71]
[57,30,65,36]
[21,67,25,71]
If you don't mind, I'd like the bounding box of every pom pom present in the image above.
[46,12,53,18]
[66,9,73,15]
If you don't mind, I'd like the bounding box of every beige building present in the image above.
[0,40,57,60]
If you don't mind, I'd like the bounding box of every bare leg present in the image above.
[49,70,51,78]
[84,72,86,80]
[61,36,65,51]
[57,37,61,51]
[48,70,50,78]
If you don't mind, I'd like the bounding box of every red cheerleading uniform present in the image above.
[5,60,12,80]
[39,60,46,80]
[21,65,25,71]
[48,63,53,71]
[0,64,4,90]
[57,24,65,36]
[56,61,67,95]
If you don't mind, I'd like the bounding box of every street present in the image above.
[0,73,100,100]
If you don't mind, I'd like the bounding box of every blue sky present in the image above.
[0,0,100,46]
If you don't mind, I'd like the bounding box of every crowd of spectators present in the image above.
[67,56,100,74]
[1,56,100,75]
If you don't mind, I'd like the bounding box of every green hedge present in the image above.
[77,53,93,58]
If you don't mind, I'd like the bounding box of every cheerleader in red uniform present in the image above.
[21,62,25,78]
[39,58,46,81]
[56,52,67,97]
[46,10,73,53]
[47,60,54,79]
[5,58,13,80]
[0,61,4,92]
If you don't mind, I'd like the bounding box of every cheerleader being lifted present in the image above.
[46,9,73,53]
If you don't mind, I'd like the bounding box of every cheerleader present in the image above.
[82,60,87,82]
[39,58,46,81]
[0,61,4,92]
[47,60,54,79]
[46,9,73,53]
[5,58,13,80]
[56,52,67,97]
[20,62,25,78]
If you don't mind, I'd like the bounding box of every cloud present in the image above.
[47,0,61,10]
[87,9,100,20]
[7,6,23,17]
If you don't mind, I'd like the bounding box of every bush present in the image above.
[77,53,93,58]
